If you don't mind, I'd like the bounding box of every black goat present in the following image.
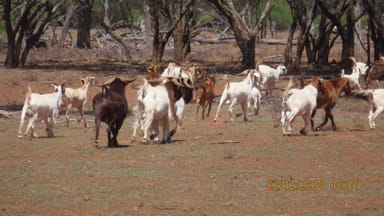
[92,77,136,147]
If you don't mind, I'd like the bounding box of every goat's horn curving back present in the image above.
[238,69,251,76]
[182,78,194,88]
[171,77,184,87]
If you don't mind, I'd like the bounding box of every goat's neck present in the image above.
[244,74,257,88]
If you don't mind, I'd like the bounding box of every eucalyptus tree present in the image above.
[207,0,273,70]
[1,0,64,68]
[362,0,384,60]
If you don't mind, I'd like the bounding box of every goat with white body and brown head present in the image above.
[59,75,95,128]
[18,83,66,138]
[92,77,136,147]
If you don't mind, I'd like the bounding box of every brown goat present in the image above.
[92,77,136,147]
[366,59,384,88]
[195,75,216,119]
[301,76,356,131]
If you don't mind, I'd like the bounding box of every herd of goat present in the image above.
[16,56,384,147]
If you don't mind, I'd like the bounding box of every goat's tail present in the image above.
[283,76,294,96]
[26,86,32,96]
[223,74,230,89]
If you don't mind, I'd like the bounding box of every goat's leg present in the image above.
[106,119,119,147]
[240,102,248,122]
[131,118,141,140]
[213,91,227,122]
[150,121,159,143]
[111,120,124,146]
[286,111,297,135]
[281,110,288,135]
[316,108,332,131]
[80,104,87,128]
[254,95,260,116]
[162,119,170,144]
[228,99,237,122]
[201,103,207,120]
[65,104,72,127]
[300,112,311,136]
[26,114,38,138]
[45,117,54,138]
[206,101,212,118]
[142,111,154,144]
[18,115,26,138]
[328,109,337,131]
[94,117,101,145]
[370,106,384,129]
[310,109,317,131]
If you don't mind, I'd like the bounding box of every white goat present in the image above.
[18,83,65,138]
[355,89,384,129]
[356,62,369,75]
[213,70,259,122]
[248,86,262,115]
[134,79,171,144]
[256,64,287,96]
[341,57,364,89]
[281,77,322,135]
[59,75,95,128]
[161,62,203,85]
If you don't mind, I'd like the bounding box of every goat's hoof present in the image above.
[315,127,321,131]
[17,134,23,139]
[141,139,149,145]
[149,134,156,140]
[300,129,307,136]
[213,119,217,123]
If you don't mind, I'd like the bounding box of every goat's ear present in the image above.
[154,64,159,71]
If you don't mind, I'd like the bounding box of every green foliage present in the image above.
[270,0,292,30]
[251,0,292,31]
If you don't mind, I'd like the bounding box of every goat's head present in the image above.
[146,64,160,80]
[310,77,324,90]
[99,77,136,97]
[51,83,66,107]
[80,75,96,87]
[277,65,287,75]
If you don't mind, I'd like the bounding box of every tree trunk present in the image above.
[284,22,296,68]
[59,2,77,49]
[77,0,93,49]
[341,7,355,59]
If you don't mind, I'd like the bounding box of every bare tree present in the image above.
[145,0,195,64]
[77,0,93,48]
[58,0,79,49]
[207,0,272,70]
[163,0,195,64]
[2,0,63,68]
[285,0,317,71]
[362,0,384,60]
[316,0,365,60]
